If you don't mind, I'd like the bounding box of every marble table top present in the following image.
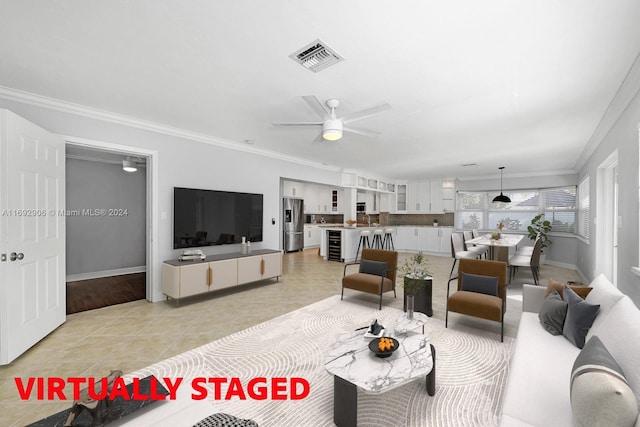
[324,330,432,394]
[465,233,525,248]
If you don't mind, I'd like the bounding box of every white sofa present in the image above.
[501,274,640,426]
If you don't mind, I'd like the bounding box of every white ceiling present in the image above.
[2,1,640,181]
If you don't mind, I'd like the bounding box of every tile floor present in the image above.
[0,249,581,426]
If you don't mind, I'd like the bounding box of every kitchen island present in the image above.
[319,225,453,262]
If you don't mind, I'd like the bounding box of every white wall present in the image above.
[66,158,146,276]
[577,91,640,305]
[0,97,343,301]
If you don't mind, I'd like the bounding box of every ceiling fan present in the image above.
[272,96,391,141]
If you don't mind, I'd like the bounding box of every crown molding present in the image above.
[457,169,576,182]
[0,85,342,173]
[575,49,640,171]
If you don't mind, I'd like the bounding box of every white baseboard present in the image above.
[544,260,577,271]
[66,266,146,282]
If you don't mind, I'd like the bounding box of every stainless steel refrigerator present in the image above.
[283,198,304,252]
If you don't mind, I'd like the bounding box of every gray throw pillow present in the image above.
[359,260,388,277]
[538,289,568,335]
[461,273,498,296]
[571,336,639,427]
[562,284,600,349]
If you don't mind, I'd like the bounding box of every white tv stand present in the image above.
[162,249,282,305]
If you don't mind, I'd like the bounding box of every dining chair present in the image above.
[449,232,477,282]
[508,236,542,285]
[463,230,488,259]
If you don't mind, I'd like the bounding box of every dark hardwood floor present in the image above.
[66,272,146,314]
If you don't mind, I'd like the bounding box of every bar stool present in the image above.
[372,229,385,249]
[355,230,371,261]
[383,228,395,250]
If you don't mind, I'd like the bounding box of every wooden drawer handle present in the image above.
[207,266,213,286]
[260,259,265,276]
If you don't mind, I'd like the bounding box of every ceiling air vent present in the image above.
[289,39,343,73]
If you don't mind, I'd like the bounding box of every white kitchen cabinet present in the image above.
[430,181,444,213]
[405,180,455,213]
[304,224,321,248]
[396,184,407,212]
[304,185,341,213]
[283,180,305,198]
[439,227,453,254]
[422,228,441,253]
[407,182,430,213]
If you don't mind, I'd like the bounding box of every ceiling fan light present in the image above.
[322,119,343,141]
[122,159,137,172]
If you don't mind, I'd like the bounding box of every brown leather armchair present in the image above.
[445,258,508,341]
[341,248,398,310]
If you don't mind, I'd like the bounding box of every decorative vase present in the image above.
[406,294,415,319]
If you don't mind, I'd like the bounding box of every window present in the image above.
[577,177,590,240]
[457,186,577,234]
[544,187,576,233]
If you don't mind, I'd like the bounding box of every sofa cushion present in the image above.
[342,273,393,294]
[585,274,625,342]
[461,272,498,296]
[571,336,639,427]
[546,278,592,299]
[563,285,600,349]
[593,296,640,410]
[501,312,580,427]
[359,260,388,277]
[538,289,567,335]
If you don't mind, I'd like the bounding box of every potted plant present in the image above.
[432,218,439,227]
[527,214,552,263]
[399,252,434,317]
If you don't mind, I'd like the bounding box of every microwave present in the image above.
[356,202,366,212]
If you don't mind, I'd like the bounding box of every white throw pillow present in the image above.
[594,297,640,409]
[571,336,639,427]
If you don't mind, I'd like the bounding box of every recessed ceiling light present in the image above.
[244,139,255,145]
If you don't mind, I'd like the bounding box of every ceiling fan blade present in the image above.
[340,103,391,124]
[301,95,331,120]
[343,125,381,138]
[272,121,323,126]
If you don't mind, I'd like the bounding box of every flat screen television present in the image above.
[173,187,263,249]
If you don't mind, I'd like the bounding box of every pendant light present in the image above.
[492,167,511,203]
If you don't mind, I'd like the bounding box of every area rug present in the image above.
[121,296,514,426]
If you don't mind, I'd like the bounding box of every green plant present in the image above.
[399,252,433,294]
[527,214,552,253]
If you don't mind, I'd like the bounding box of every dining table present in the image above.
[464,233,525,263]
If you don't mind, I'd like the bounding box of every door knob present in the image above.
[9,252,24,261]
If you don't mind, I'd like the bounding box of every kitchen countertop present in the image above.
[315,225,453,230]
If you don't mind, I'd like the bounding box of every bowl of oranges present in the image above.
[368,337,400,358]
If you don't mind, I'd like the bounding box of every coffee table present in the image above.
[394,311,429,334]
[324,330,435,427]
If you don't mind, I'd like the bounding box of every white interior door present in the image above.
[595,151,618,285]
[0,110,66,364]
